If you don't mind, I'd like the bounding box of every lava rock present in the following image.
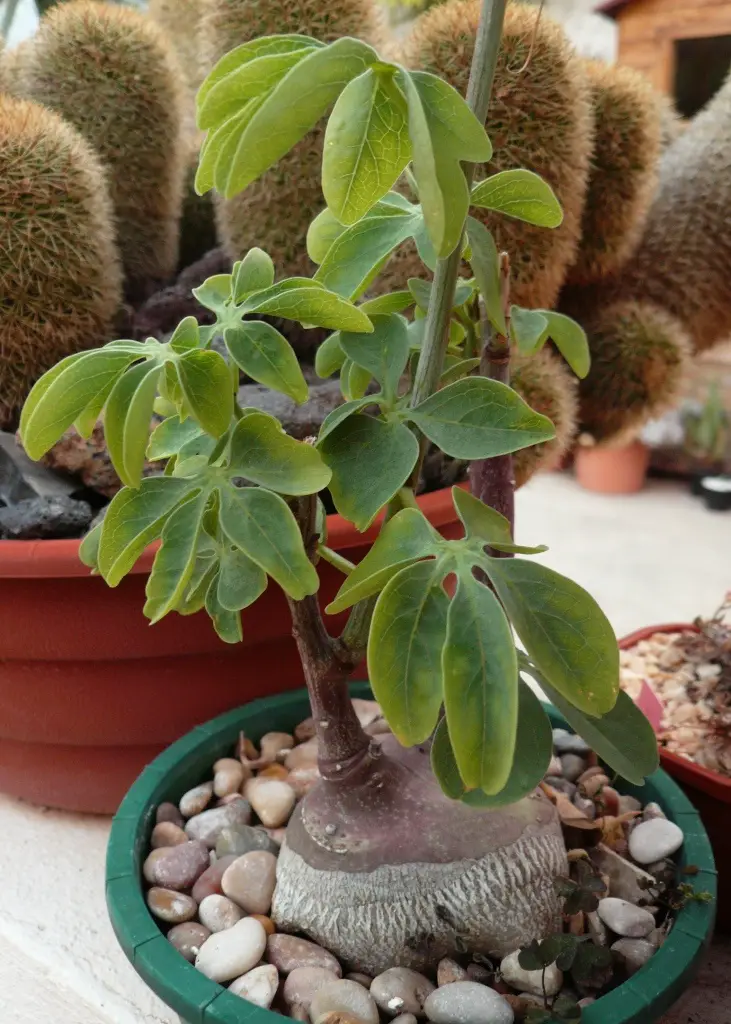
[370,967,435,1017]
[423,982,514,1024]
[628,819,684,864]
[0,495,92,540]
[597,898,655,938]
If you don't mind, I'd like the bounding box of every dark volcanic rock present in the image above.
[0,496,93,540]
[236,380,347,440]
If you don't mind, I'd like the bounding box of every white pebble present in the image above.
[424,982,514,1024]
[179,782,213,818]
[229,963,279,1008]
[213,758,246,798]
[198,894,243,933]
[597,897,655,938]
[245,777,296,827]
[629,819,684,864]
[499,950,562,997]
[194,917,267,983]
[309,979,380,1024]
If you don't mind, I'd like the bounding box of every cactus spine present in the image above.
[566,60,663,286]
[201,0,383,279]
[12,2,187,296]
[0,95,122,427]
[511,349,578,486]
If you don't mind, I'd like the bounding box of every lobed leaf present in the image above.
[105,361,162,487]
[177,351,234,438]
[148,417,206,461]
[144,492,207,623]
[227,410,331,494]
[217,544,268,612]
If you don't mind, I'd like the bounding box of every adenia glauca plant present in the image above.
[20,0,659,976]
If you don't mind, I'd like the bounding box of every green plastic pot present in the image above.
[106,684,717,1024]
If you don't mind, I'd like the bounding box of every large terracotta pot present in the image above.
[621,623,731,930]
[0,487,463,814]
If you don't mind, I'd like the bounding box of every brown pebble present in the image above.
[600,786,621,817]
[146,887,197,924]
[315,1014,363,1024]
[251,914,276,936]
[268,933,342,976]
[466,963,492,984]
[213,757,248,798]
[577,765,606,787]
[284,738,318,771]
[179,781,214,818]
[147,840,210,891]
[294,717,317,743]
[237,733,259,761]
[168,921,211,962]
[569,911,585,935]
[222,850,278,914]
[345,973,372,988]
[191,854,238,903]
[289,1004,309,1022]
[503,994,530,1019]
[217,793,247,806]
[581,773,610,798]
[259,763,291,781]
[492,979,511,995]
[151,822,188,849]
[156,802,184,829]
[143,848,169,884]
[437,958,467,985]
[283,967,341,1010]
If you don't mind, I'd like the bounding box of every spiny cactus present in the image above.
[565,299,691,446]
[201,0,383,280]
[178,142,217,271]
[511,349,578,486]
[598,69,731,355]
[12,1,187,296]
[388,0,593,310]
[566,60,663,286]
[0,95,122,428]
[148,0,203,139]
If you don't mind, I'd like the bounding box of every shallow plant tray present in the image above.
[106,684,717,1024]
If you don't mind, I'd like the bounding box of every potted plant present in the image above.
[573,436,651,495]
[21,0,714,1018]
[620,598,731,929]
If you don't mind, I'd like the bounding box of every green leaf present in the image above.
[21,350,140,460]
[242,280,373,333]
[20,351,87,440]
[220,37,379,198]
[148,417,206,461]
[177,350,234,438]
[318,396,375,443]
[399,70,491,258]
[359,291,414,315]
[232,248,275,302]
[73,374,117,439]
[510,306,549,355]
[79,521,102,569]
[205,572,244,644]
[443,571,518,792]
[323,67,411,225]
[217,544,268,612]
[104,361,161,487]
[471,169,563,227]
[196,101,264,195]
[327,507,441,613]
[485,558,619,716]
[169,317,201,355]
[453,486,513,545]
[533,677,658,784]
[345,359,372,400]
[318,414,419,531]
[192,274,232,314]
[219,485,318,600]
[368,559,449,745]
[144,492,207,623]
[432,680,553,807]
[439,357,481,386]
[225,321,308,403]
[408,377,555,459]
[339,314,409,401]
[466,218,506,335]
[315,332,347,378]
[227,410,331,494]
[541,311,590,379]
[314,204,418,300]
[307,207,348,265]
[99,477,197,586]
[198,47,316,131]
[197,35,323,108]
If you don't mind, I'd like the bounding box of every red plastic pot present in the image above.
[621,623,731,930]
[0,487,464,814]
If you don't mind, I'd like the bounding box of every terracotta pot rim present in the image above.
[620,622,731,799]
[0,483,466,579]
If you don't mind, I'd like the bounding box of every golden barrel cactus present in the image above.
[0,96,122,427]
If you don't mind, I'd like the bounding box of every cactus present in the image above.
[388,0,593,310]
[567,299,691,446]
[598,69,731,355]
[147,0,203,140]
[201,0,383,280]
[566,60,663,286]
[511,349,578,487]
[178,142,218,271]
[0,95,122,427]
[12,1,187,295]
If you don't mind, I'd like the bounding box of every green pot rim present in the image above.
[106,684,716,1024]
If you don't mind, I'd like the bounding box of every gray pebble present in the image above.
[611,938,655,976]
[553,728,590,755]
[310,979,380,1024]
[145,840,209,891]
[371,967,435,1017]
[643,802,667,821]
[392,1016,419,1024]
[156,802,185,828]
[597,897,655,938]
[561,754,588,782]
[179,782,214,818]
[185,799,252,848]
[283,966,341,1010]
[424,982,514,1024]
[216,824,280,858]
[628,819,684,865]
[544,776,577,800]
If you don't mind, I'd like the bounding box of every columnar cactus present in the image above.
[148,0,203,139]
[512,349,578,485]
[201,0,383,278]
[12,1,187,295]
[566,60,664,286]
[394,0,594,310]
[0,95,122,427]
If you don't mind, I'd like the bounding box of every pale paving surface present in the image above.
[1,472,729,1023]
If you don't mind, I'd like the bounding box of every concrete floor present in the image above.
[1,472,730,1023]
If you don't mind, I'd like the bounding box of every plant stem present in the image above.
[469,253,515,537]
[318,544,356,577]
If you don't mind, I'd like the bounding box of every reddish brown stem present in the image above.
[469,253,515,542]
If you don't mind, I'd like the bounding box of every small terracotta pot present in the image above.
[574,441,650,494]
[621,623,731,930]
[0,486,464,814]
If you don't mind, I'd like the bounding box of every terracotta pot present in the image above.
[621,623,730,930]
[574,440,650,494]
[0,487,464,814]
